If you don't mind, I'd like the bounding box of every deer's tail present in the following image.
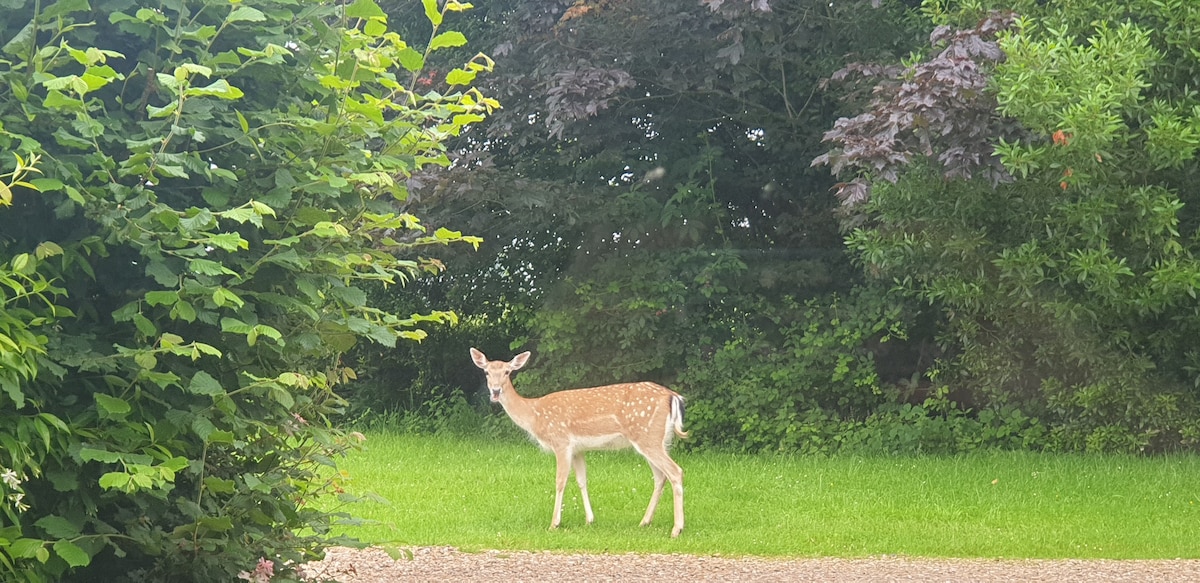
[670,393,690,439]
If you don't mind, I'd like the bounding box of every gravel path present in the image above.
[298,546,1200,582]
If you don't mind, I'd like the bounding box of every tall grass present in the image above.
[321,431,1200,558]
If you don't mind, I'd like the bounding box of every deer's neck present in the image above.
[498,384,542,434]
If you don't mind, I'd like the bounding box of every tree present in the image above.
[0,0,492,579]
[818,1,1200,452]
[356,1,933,447]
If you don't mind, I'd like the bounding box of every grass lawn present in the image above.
[319,432,1200,559]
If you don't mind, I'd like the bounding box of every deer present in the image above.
[469,347,688,537]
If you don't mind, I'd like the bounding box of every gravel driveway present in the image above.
[298,546,1200,582]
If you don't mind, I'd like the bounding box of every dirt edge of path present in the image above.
[298,545,1200,582]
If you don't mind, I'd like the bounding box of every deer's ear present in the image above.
[469,347,488,369]
[509,351,532,371]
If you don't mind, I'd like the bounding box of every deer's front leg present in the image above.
[571,452,594,524]
[550,449,571,530]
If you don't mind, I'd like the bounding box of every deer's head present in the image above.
[470,348,531,402]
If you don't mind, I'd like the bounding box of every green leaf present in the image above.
[191,416,217,440]
[452,113,486,126]
[397,48,424,73]
[252,324,283,344]
[203,476,236,494]
[207,430,235,444]
[174,63,212,80]
[221,317,253,334]
[2,18,34,55]
[153,164,189,179]
[98,472,131,490]
[202,187,231,207]
[189,259,237,276]
[170,300,197,323]
[295,206,332,226]
[145,260,179,286]
[226,6,266,22]
[11,252,31,273]
[194,343,222,358]
[422,0,442,26]
[9,538,43,559]
[205,232,248,251]
[146,101,178,119]
[346,0,385,19]
[34,241,64,259]
[42,0,89,19]
[185,79,244,100]
[366,323,396,347]
[53,539,90,568]
[133,351,157,370]
[445,68,476,86]
[211,287,244,308]
[35,516,81,539]
[429,31,467,51]
[161,456,189,472]
[187,371,224,396]
[198,516,233,532]
[180,208,215,231]
[310,222,349,239]
[329,285,368,306]
[79,448,123,463]
[1,377,25,409]
[38,412,70,433]
[144,290,179,306]
[43,90,82,110]
[319,74,355,90]
[222,207,259,225]
[270,386,294,408]
[249,200,276,217]
[94,393,132,417]
[29,178,65,192]
[364,18,387,37]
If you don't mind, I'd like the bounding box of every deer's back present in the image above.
[528,382,678,449]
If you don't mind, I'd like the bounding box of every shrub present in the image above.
[0,0,493,579]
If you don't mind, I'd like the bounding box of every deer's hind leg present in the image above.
[639,462,666,527]
[635,445,684,537]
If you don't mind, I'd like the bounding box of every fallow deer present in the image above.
[470,348,688,537]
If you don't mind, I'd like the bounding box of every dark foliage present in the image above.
[814,11,1022,213]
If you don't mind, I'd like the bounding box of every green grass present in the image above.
[320,432,1200,559]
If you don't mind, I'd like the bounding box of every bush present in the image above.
[817,5,1200,452]
[678,288,902,452]
[0,0,493,579]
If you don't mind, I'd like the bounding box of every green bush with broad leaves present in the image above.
[677,288,900,453]
[0,0,494,580]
